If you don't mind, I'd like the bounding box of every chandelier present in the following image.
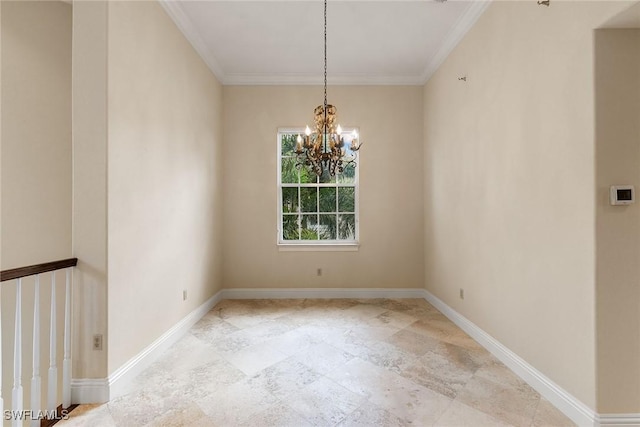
[294,0,361,177]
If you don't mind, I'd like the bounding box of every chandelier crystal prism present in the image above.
[294,0,361,177]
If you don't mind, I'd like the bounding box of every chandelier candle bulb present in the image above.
[295,135,303,153]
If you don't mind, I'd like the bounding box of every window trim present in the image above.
[276,127,360,248]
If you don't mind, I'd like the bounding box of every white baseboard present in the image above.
[221,287,426,300]
[598,414,640,427]
[71,287,419,404]
[423,289,600,427]
[70,378,109,404]
[71,289,223,404]
[108,289,224,399]
[70,287,640,427]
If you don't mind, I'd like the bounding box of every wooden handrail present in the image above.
[0,258,78,282]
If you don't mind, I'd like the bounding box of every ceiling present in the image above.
[601,1,640,28]
[160,0,489,85]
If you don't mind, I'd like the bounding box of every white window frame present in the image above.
[277,127,360,251]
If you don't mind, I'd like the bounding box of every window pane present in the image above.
[278,130,358,244]
[338,214,356,240]
[337,163,356,184]
[319,187,336,212]
[319,168,336,184]
[282,214,299,240]
[338,187,355,212]
[300,187,318,212]
[299,167,316,184]
[342,133,359,158]
[301,215,318,240]
[319,214,337,240]
[281,134,297,156]
[282,187,298,213]
[281,157,298,184]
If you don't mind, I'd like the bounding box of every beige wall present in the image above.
[106,1,224,373]
[1,0,72,415]
[5,0,638,416]
[72,0,109,379]
[595,29,640,413]
[223,86,424,290]
[1,0,72,269]
[0,1,72,416]
[423,1,633,410]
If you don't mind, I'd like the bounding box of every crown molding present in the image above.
[420,0,492,84]
[158,0,226,83]
[161,0,490,87]
[223,73,424,86]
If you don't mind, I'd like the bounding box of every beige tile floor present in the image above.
[59,299,574,426]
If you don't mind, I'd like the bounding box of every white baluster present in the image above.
[62,268,71,408]
[47,273,57,414]
[0,280,4,423]
[30,275,41,427]
[12,278,23,427]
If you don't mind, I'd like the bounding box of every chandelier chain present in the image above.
[323,0,327,111]
[294,0,360,178]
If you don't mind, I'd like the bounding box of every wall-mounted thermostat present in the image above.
[610,185,635,205]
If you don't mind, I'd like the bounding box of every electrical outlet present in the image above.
[459,289,464,300]
[93,334,103,351]
[183,290,187,301]
[317,268,322,276]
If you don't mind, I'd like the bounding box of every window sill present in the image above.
[278,243,360,252]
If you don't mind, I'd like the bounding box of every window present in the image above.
[278,129,359,246]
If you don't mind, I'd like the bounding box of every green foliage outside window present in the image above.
[279,133,357,242]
